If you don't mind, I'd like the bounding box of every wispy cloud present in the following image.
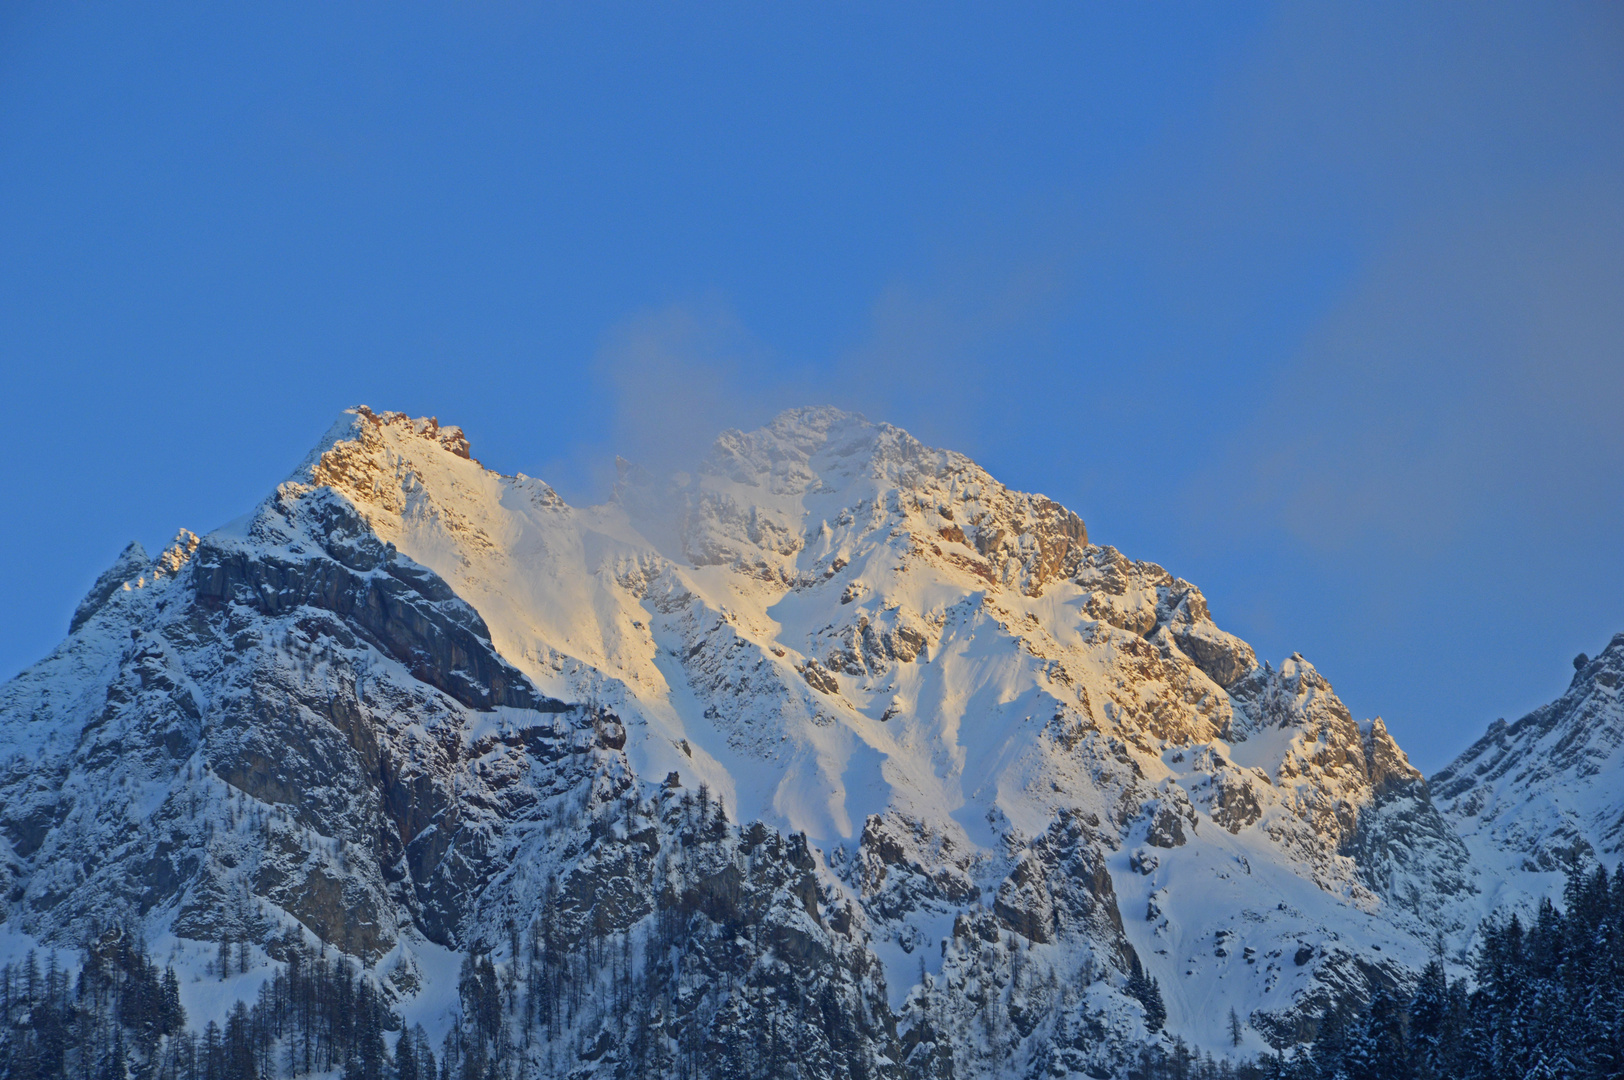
[570,243,1069,497]
[1205,181,1623,552]
[596,299,790,476]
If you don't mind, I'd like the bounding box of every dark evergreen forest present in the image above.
[1258,863,1624,1080]
[1,865,1618,1080]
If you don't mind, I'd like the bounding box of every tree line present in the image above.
[1234,863,1624,1080]
[0,789,871,1080]
[0,926,406,1080]
[6,850,1614,1078]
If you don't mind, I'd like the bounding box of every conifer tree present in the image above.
[1126,953,1166,1034]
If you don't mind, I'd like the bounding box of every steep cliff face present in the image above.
[0,405,1570,1073]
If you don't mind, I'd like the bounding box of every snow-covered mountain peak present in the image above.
[68,540,150,632]
[673,406,1090,602]
[693,406,965,501]
[66,529,202,637]
[1434,632,1624,874]
[213,406,1445,894]
[5,402,1600,1069]
[289,406,481,508]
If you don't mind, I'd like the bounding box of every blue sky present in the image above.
[2,3,1619,771]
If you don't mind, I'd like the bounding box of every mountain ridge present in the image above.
[0,404,1614,1075]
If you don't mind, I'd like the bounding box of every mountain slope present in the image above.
[0,405,1575,1074]
[1433,634,1624,894]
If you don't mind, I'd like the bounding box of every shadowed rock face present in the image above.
[0,485,588,960]
[193,497,560,715]
[69,541,151,633]
[993,810,1133,964]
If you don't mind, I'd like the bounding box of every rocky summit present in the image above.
[0,406,1616,1078]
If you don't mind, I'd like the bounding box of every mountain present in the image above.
[1432,634,1624,894]
[0,405,1607,1077]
